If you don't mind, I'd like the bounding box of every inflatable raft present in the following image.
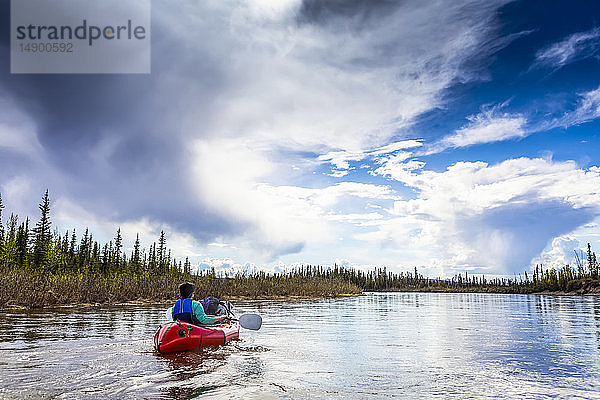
[154,320,240,353]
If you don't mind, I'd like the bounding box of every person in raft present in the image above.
[172,282,228,325]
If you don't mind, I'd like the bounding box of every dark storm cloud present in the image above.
[0,1,240,240]
[297,0,400,28]
[463,200,597,273]
[294,0,519,80]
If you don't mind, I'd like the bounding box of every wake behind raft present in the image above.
[154,319,240,353]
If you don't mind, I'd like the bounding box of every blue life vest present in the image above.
[172,298,200,325]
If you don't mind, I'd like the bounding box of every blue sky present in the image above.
[1,0,600,277]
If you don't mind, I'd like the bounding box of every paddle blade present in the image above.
[164,307,173,321]
[239,314,262,330]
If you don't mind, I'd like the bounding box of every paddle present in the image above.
[163,307,262,330]
[164,306,174,321]
[237,313,262,331]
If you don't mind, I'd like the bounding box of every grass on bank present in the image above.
[0,269,362,308]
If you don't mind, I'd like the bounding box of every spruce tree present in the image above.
[0,193,5,265]
[87,233,93,272]
[588,243,593,277]
[33,190,52,271]
[68,229,76,265]
[158,231,166,272]
[184,257,191,274]
[78,228,89,271]
[107,240,114,273]
[132,234,141,273]
[16,219,29,268]
[101,243,109,274]
[4,213,19,268]
[61,230,69,260]
[0,194,4,228]
[114,228,122,271]
[150,242,156,272]
[91,241,100,273]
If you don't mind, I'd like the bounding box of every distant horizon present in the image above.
[1,0,600,278]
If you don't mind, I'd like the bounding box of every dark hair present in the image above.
[179,282,195,299]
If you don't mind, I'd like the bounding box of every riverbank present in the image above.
[535,280,600,296]
[0,269,362,309]
[3,272,598,311]
[370,279,600,296]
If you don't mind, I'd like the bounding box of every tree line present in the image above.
[314,256,598,293]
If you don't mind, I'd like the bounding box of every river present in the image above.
[1,292,600,399]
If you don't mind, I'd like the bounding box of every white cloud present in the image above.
[189,138,399,260]
[207,242,231,248]
[421,85,600,158]
[175,0,516,153]
[441,111,527,148]
[0,176,38,218]
[193,257,285,276]
[327,169,351,178]
[526,86,600,133]
[531,235,581,270]
[556,86,600,128]
[245,0,301,19]
[318,140,422,175]
[369,157,600,274]
[325,212,384,222]
[373,157,427,183]
[420,105,528,155]
[0,98,43,157]
[370,140,424,155]
[535,27,600,69]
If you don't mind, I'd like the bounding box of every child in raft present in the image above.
[172,282,228,325]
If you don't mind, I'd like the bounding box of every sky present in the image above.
[1,0,600,277]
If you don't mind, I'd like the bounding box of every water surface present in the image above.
[1,293,600,399]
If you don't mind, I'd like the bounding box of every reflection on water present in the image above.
[1,293,600,399]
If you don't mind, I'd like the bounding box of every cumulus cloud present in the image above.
[535,27,600,69]
[531,235,582,270]
[193,257,295,276]
[370,157,600,274]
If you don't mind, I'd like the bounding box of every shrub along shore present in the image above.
[3,267,598,309]
[0,191,599,309]
[2,268,599,309]
[0,269,362,309]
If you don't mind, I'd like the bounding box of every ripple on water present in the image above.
[1,295,600,399]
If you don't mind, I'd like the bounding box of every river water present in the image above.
[1,292,600,399]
